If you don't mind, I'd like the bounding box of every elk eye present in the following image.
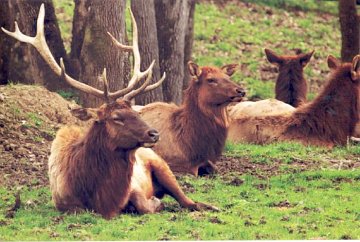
[207,78,217,84]
[112,114,125,123]
[113,118,125,126]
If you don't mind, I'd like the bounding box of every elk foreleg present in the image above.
[149,156,219,211]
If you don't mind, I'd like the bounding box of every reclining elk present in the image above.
[2,4,217,219]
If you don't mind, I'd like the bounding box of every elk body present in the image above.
[2,5,217,219]
[227,55,360,148]
[265,48,314,107]
[139,62,245,176]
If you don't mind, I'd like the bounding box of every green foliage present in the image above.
[56,89,80,104]
[27,112,43,127]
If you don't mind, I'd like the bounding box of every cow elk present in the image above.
[139,62,246,176]
[227,54,360,148]
[2,5,218,219]
[265,48,314,107]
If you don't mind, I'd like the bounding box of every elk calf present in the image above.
[2,5,217,219]
[265,48,314,107]
[139,62,245,176]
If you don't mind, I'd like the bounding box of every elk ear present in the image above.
[351,55,360,81]
[327,55,340,70]
[188,61,202,78]
[264,48,283,64]
[299,50,314,67]
[221,64,238,76]
[71,108,98,121]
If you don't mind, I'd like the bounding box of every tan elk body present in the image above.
[139,63,245,176]
[227,55,360,148]
[2,5,217,219]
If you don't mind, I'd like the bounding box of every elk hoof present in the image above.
[190,202,220,212]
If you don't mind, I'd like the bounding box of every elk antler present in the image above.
[107,8,166,101]
[2,4,165,102]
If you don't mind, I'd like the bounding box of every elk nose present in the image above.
[236,88,246,97]
[147,129,159,142]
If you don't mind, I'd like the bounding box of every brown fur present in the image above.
[265,48,314,107]
[48,100,157,218]
[49,100,218,219]
[228,55,360,147]
[140,62,245,176]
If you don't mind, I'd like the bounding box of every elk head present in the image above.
[265,48,314,73]
[187,61,245,107]
[2,5,165,150]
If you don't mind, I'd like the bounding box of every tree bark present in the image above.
[69,0,88,79]
[15,0,69,91]
[155,0,190,104]
[131,0,164,105]
[339,0,359,62]
[79,0,129,107]
[183,0,196,90]
[0,0,12,85]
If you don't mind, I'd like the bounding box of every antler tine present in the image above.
[124,67,153,101]
[107,8,165,100]
[143,72,166,92]
[2,4,105,99]
[101,68,110,103]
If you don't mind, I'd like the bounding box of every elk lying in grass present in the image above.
[265,48,314,107]
[227,55,360,148]
[2,5,217,219]
[139,62,246,176]
[326,55,360,139]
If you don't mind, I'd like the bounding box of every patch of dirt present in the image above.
[215,155,316,178]
[0,85,87,189]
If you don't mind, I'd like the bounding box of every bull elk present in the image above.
[227,55,360,148]
[2,5,217,219]
[265,48,314,107]
[139,62,246,176]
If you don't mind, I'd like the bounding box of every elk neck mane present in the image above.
[67,121,134,215]
[171,82,228,165]
[285,63,359,145]
[276,65,306,107]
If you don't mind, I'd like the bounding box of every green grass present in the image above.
[1,1,357,240]
[193,1,341,100]
[1,170,359,240]
[225,141,360,164]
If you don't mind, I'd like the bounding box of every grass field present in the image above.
[1,168,359,240]
[1,0,359,240]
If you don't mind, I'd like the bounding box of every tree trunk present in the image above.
[3,1,34,85]
[15,0,69,91]
[131,0,164,105]
[79,0,129,107]
[339,0,359,62]
[155,0,190,104]
[0,0,12,85]
[69,0,88,79]
[183,0,196,90]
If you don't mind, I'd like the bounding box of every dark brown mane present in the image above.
[276,63,307,107]
[171,79,228,166]
[66,122,133,217]
[285,63,359,145]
